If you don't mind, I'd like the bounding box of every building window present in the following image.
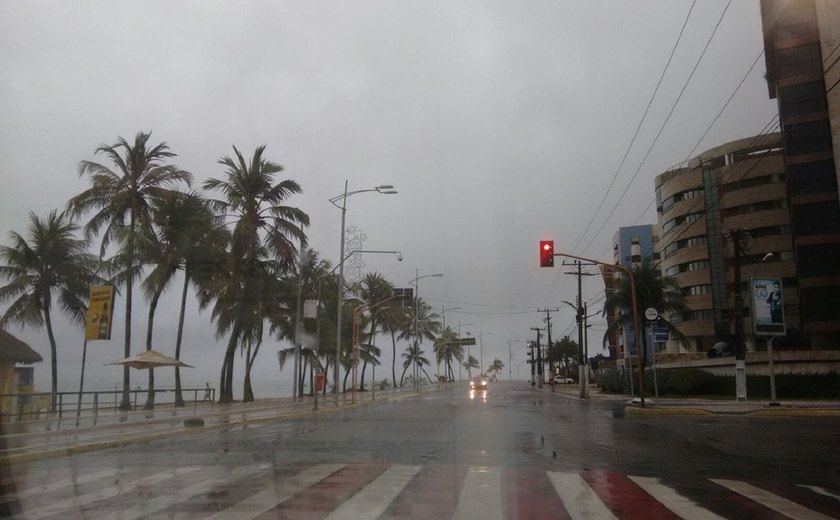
[682,284,712,296]
[784,120,832,156]
[788,160,838,196]
[721,199,787,218]
[780,81,828,118]
[802,286,840,321]
[663,212,704,233]
[776,42,823,79]
[663,235,707,259]
[798,244,840,277]
[665,259,710,277]
[792,202,840,236]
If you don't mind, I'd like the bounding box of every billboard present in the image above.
[750,277,785,336]
[85,285,115,341]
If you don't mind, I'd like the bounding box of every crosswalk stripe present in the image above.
[546,471,619,520]
[207,463,346,520]
[8,468,123,500]
[96,464,269,520]
[323,464,422,520]
[711,479,835,520]
[629,476,726,520]
[18,465,203,519]
[452,467,503,520]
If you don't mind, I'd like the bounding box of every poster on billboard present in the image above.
[750,277,785,336]
[85,285,115,341]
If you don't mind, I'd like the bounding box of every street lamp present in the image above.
[458,322,473,380]
[409,271,443,392]
[477,331,493,374]
[507,339,520,381]
[437,305,461,384]
[329,181,397,406]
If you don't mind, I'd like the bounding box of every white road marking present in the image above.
[798,485,840,502]
[323,464,422,520]
[546,471,619,520]
[97,464,270,520]
[207,463,346,520]
[711,479,835,520]
[18,465,203,518]
[8,468,124,500]
[629,475,726,520]
[452,466,503,520]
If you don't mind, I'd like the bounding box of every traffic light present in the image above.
[539,240,554,267]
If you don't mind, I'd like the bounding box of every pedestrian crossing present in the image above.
[2,461,838,519]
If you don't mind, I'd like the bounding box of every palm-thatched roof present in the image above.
[0,330,43,364]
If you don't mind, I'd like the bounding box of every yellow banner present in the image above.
[85,285,115,341]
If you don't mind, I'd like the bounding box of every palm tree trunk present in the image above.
[243,342,254,403]
[219,324,239,404]
[359,358,368,391]
[420,365,433,384]
[343,364,351,393]
[43,306,58,414]
[143,289,162,410]
[174,268,191,407]
[119,212,135,411]
[400,364,409,387]
[391,331,397,389]
[322,358,330,395]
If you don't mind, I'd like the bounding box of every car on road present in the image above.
[551,375,574,384]
[470,376,488,390]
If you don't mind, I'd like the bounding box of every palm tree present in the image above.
[487,358,504,381]
[67,132,192,410]
[0,211,100,412]
[462,354,479,379]
[354,273,393,391]
[602,260,689,369]
[396,298,440,387]
[551,336,578,377]
[203,145,309,403]
[433,326,464,382]
[400,343,433,386]
[380,302,411,389]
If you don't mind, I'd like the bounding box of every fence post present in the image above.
[93,393,99,426]
[58,393,63,420]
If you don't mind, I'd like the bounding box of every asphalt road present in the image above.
[3,382,840,519]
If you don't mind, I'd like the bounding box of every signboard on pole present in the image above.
[303,299,318,319]
[393,288,414,307]
[85,285,115,340]
[750,277,785,336]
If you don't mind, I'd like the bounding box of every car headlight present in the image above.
[481,380,487,385]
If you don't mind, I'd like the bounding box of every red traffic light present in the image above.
[539,240,554,267]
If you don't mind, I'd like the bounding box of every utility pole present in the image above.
[563,260,597,398]
[537,308,559,377]
[530,327,545,388]
[527,341,535,385]
[726,228,750,402]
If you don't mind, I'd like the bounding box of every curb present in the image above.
[625,406,840,417]
[625,406,713,417]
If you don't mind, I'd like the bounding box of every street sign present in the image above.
[303,299,318,319]
[652,325,669,343]
[85,285,115,341]
[644,307,658,321]
[750,277,785,336]
[449,337,476,346]
[393,288,414,307]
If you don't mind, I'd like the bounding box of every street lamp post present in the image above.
[329,181,397,406]
[554,251,646,407]
[409,271,443,392]
[507,340,520,381]
[458,322,473,381]
[438,306,461,385]
[478,331,493,375]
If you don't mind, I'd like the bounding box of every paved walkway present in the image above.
[0,386,429,464]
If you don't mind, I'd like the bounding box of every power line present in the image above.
[569,0,698,254]
[579,0,734,257]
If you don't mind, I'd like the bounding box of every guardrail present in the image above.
[0,387,214,425]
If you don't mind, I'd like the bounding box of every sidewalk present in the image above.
[533,382,840,417]
[0,386,430,465]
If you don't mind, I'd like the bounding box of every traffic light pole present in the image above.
[530,327,544,388]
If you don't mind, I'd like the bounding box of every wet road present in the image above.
[3,382,840,518]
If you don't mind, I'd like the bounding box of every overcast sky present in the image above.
[0,1,778,396]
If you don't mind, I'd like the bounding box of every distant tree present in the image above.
[462,354,479,379]
[0,211,101,411]
[487,358,504,381]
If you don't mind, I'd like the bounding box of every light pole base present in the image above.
[735,359,747,402]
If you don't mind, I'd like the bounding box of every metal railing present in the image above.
[0,387,214,425]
